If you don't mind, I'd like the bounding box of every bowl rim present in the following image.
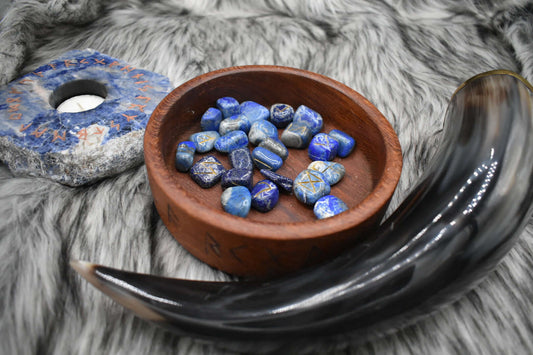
[145,65,403,241]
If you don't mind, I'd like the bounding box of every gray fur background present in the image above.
[1,0,533,354]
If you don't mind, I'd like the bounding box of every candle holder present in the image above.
[0,49,172,186]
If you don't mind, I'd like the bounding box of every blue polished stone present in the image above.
[221,186,252,218]
[0,49,172,186]
[252,146,283,171]
[313,195,349,219]
[219,114,251,135]
[329,129,356,158]
[251,180,279,212]
[293,169,331,205]
[228,147,253,171]
[307,160,345,185]
[280,122,312,149]
[259,169,293,193]
[175,140,195,172]
[214,130,249,153]
[189,131,220,153]
[308,133,339,161]
[269,103,294,128]
[240,101,269,123]
[189,155,226,188]
[216,97,240,118]
[221,168,253,190]
[258,137,288,161]
[293,105,323,136]
[248,120,278,145]
[200,107,223,132]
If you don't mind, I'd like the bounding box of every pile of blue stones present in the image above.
[175,97,356,219]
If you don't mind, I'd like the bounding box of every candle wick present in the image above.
[77,102,85,111]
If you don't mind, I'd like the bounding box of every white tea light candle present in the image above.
[56,94,105,113]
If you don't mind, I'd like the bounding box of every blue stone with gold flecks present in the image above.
[329,129,356,158]
[308,160,345,185]
[229,147,253,171]
[269,103,294,128]
[200,107,223,132]
[216,97,240,118]
[248,119,278,145]
[293,105,323,136]
[313,195,349,219]
[190,131,220,153]
[308,133,339,161]
[214,130,249,153]
[0,49,172,186]
[219,114,251,135]
[240,101,269,123]
[280,121,312,149]
[252,146,283,171]
[189,155,226,188]
[251,180,279,212]
[175,140,195,172]
[293,169,330,205]
[221,186,252,217]
[221,168,253,190]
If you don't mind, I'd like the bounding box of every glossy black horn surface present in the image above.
[72,70,533,348]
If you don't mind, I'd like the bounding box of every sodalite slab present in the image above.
[251,180,279,212]
[0,49,172,186]
[221,186,252,218]
[313,195,348,219]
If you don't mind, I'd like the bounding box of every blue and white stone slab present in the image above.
[0,49,172,186]
[221,186,252,218]
[313,195,349,219]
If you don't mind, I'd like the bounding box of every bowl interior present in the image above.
[150,66,398,229]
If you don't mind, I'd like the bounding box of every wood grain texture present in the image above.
[144,65,402,278]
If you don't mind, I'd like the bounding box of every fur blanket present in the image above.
[1,1,533,354]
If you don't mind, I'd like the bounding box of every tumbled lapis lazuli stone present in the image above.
[270,103,294,128]
[189,155,226,188]
[313,195,349,219]
[307,161,345,185]
[219,114,251,135]
[214,130,249,153]
[240,101,269,123]
[260,169,293,193]
[293,105,323,136]
[200,107,223,132]
[221,186,252,218]
[216,97,240,118]
[293,169,330,205]
[280,122,312,149]
[175,141,195,172]
[189,131,220,153]
[329,129,356,158]
[228,147,253,171]
[248,120,278,145]
[258,137,288,161]
[251,180,279,212]
[221,168,253,190]
[308,133,339,161]
[252,147,283,171]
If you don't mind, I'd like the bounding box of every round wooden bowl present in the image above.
[144,65,402,279]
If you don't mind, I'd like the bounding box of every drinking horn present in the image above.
[72,70,533,347]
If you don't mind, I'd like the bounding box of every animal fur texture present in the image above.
[1,0,533,353]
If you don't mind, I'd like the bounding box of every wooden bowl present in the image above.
[144,65,402,279]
